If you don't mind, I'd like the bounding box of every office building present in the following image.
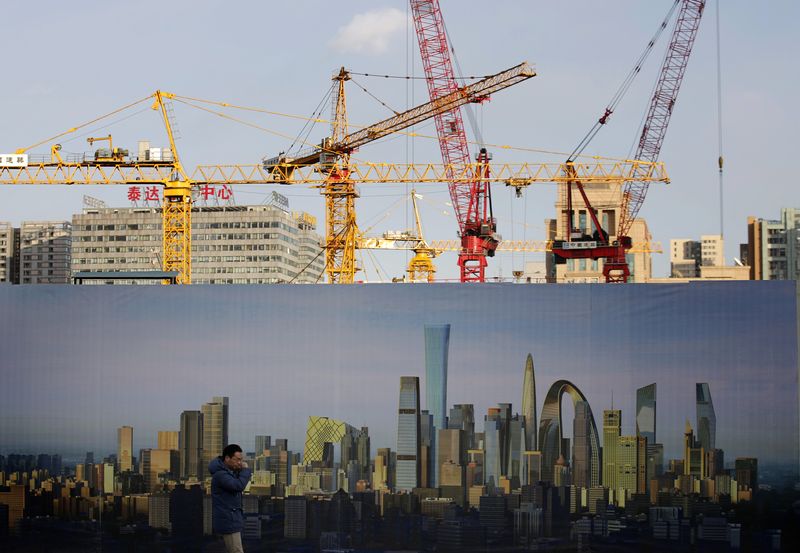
[201,396,229,471]
[180,411,203,479]
[118,426,134,472]
[70,203,323,284]
[424,324,449,487]
[255,435,271,455]
[395,376,421,491]
[670,239,702,277]
[437,428,465,487]
[746,208,800,280]
[572,401,592,489]
[140,449,176,492]
[540,381,601,487]
[157,430,179,451]
[424,324,450,430]
[448,404,475,450]
[603,410,621,491]
[696,383,716,451]
[522,354,537,451]
[0,222,18,283]
[735,458,758,491]
[303,416,355,465]
[683,421,705,479]
[18,221,71,283]
[636,383,656,444]
[544,181,652,282]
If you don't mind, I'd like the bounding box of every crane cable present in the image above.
[568,0,681,161]
[716,0,724,239]
[169,93,639,162]
[15,94,154,154]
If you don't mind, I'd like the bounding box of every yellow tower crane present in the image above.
[1,81,670,284]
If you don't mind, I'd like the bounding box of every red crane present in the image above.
[553,0,706,282]
[411,0,497,282]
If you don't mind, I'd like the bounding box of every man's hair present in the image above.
[222,444,243,459]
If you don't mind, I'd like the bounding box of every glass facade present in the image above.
[424,324,450,430]
[201,396,228,472]
[636,383,657,444]
[696,383,716,451]
[522,354,537,451]
[424,324,449,488]
[395,377,420,491]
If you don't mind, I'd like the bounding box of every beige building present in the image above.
[19,221,71,283]
[71,204,323,284]
[545,182,652,283]
[118,426,134,472]
[157,430,179,451]
[201,397,228,472]
[700,234,725,267]
[140,449,177,492]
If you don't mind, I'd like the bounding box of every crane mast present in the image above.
[411,0,495,282]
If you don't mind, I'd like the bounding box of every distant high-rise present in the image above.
[303,416,355,465]
[118,426,133,472]
[539,381,601,487]
[395,376,421,491]
[180,411,203,479]
[636,384,656,444]
[696,383,716,451]
[602,410,621,491]
[355,427,370,483]
[522,354,537,451]
[448,404,475,450]
[572,401,591,489]
[255,435,271,455]
[484,414,502,489]
[158,431,179,451]
[437,428,465,487]
[201,397,229,472]
[425,324,449,488]
[424,324,450,431]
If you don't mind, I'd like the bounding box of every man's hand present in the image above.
[240,461,248,469]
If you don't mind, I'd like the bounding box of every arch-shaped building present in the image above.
[538,380,601,487]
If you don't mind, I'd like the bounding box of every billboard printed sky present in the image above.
[0,282,797,468]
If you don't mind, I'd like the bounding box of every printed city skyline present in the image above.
[0,282,797,467]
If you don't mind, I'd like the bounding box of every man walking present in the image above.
[209,444,252,553]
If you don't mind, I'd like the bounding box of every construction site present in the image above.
[0,1,790,285]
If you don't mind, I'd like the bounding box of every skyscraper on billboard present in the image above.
[696,383,716,451]
[522,354,537,451]
[424,324,449,487]
[636,383,656,444]
[179,411,203,479]
[603,410,621,491]
[396,377,421,491]
[201,396,229,472]
[118,426,133,472]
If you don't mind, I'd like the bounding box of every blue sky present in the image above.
[0,281,797,466]
[1,1,798,280]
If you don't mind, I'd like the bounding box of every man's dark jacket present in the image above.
[209,457,252,534]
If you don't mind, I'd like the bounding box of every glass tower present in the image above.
[636,383,656,444]
[179,411,203,479]
[424,324,450,488]
[522,354,537,451]
[696,383,716,451]
[424,324,450,430]
[396,376,421,491]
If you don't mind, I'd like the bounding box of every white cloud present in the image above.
[330,7,408,55]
